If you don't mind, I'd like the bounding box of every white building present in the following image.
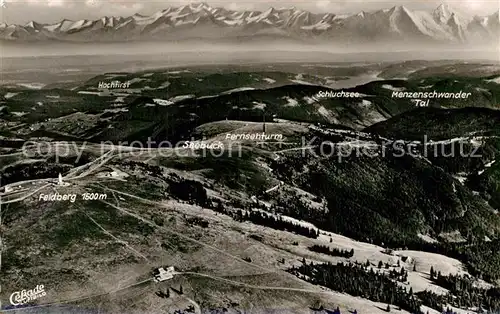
[57,173,70,186]
[153,266,175,282]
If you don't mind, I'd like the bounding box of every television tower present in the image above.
[262,109,266,133]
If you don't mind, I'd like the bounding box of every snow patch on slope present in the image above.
[222,87,256,94]
[263,78,276,84]
[382,84,405,91]
[282,96,299,107]
[485,76,500,84]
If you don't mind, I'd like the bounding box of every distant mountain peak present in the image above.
[436,3,452,12]
[0,2,497,44]
[394,5,410,12]
[433,3,453,22]
[25,21,40,28]
[189,2,210,7]
[388,5,412,16]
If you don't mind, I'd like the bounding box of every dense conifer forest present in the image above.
[235,209,319,238]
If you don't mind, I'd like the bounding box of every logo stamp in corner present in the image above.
[9,285,47,306]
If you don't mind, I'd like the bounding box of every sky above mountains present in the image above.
[0,0,498,24]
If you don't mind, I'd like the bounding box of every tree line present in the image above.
[308,244,354,258]
[289,260,422,314]
[235,210,319,239]
[418,271,500,313]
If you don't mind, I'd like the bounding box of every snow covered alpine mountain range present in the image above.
[0,2,498,44]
